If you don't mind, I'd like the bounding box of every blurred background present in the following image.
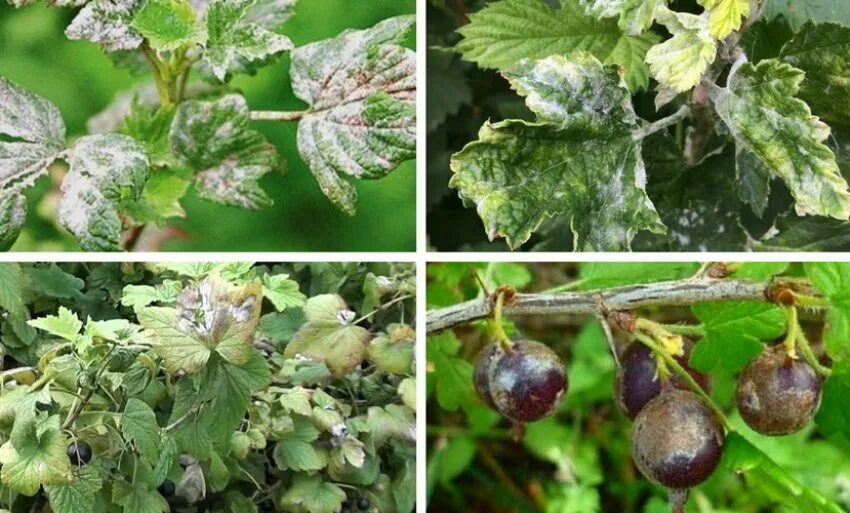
[0,0,416,251]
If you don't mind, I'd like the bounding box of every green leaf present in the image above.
[28,306,83,342]
[437,435,476,485]
[0,415,73,496]
[646,7,717,93]
[272,415,326,471]
[763,0,850,31]
[122,398,161,462]
[0,263,25,316]
[722,432,844,513]
[754,215,850,251]
[120,280,182,309]
[690,301,784,373]
[804,262,850,361]
[284,294,372,376]
[698,0,749,39]
[131,0,205,51]
[59,133,150,251]
[0,77,66,246]
[780,23,850,125]
[365,404,416,447]
[279,474,346,513]
[732,263,789,282]
[203,0,293,81]
[138,278,262,374]
[367,325,414,375]
[170,94,277,209]
[578,262,698,290]
[449,54,664,250]
[425,332,476,412]
[398,377,416,411]
[711,59,850,219]
[456,0,656,91]
[262,274,306,311]
[816,371,850,440]
[112,480,169,513]
[45,463,103,513]
[65,0,144,51]
[290,16,416,215]
[24,265,85,299]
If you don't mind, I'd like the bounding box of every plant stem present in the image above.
[352,294,414,325]
[783,306,799,359]
[632,105,690,141]
[250,110,309,122]
[492,290,513,350]
[63,346,116,430]
[658,323,705,337]
[634,331,730,429]
[0,367,36,383]
[795,330,832,377]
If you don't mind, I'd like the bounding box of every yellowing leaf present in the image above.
[646,8,717,92]
[699,0,750,39]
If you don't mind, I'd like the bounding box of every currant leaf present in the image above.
[122,398,162,463]
[697,0,749,39]
[44,464,103,513]
[0,415,73,496]
[65,0,144,52]
[289,15,416,215]
[203,0,294,81]
[763,0,850,31]
[449,54,664,250]
[646,7,717,93]
[618,0,663,35]
[58,134,150,251]
[455,0,656,91]
[170,94,277,209]
[130,0,206,52]
[711,60,850,218]
[279,474,346,513]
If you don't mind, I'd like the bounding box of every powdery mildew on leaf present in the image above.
[618,0,663,35]
[190,0,294,27]
[290,15,416,215]
[712,60,850,219]
[780,23,850,125]
[455,0,657,91]
[169,94,277,209]
[698,0,749,39]
[450,55,664,250]
[65,0,144,52]
[579,0,624,18]
[646,8,717,93]
[203,0,294,81]
[130,0,206,52]
[0,77,66,248]
[58,134,149,251]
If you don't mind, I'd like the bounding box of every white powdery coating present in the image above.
[579,0,625,18]
[0,77,65,145]
[65,0,144,52]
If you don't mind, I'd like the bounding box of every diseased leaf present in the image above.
[736,148,771,217]
[272,415,325,471]
[284,294,372,376]
[65,0,144,52]
[698,0,749,39]
[279,474,346,513]
[763,0,850,31]
[646,7,717,93]
[121,280,183,309]
[28,306,82,341]
[455,0,657,91]
[0,415,73,496]
[290,16,416,215]
[755,216,850,251]
[780,23,850,125]
[59,134,150,251]
[203,0,294,81]
[170,94,277,209]
[449,54,664,250]
[711,60,850,219]
[618,0,663,35]
[44,464,103,513]
[131,0,206,52]
[0,194,26,250]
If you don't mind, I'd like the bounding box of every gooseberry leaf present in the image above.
[711,60,850,218]
[0,77,66,247]
[690,301,785,373]
[279,474,346,513]
[0,415,73,496]
[121,280,182,309]
[455,0,657,91]
[65,0,144,52]
[449,54,664,250]
[272,415,325,471]
[131,0,206,52]
[697,0,749,39]
[763,0,850,31]
[203,0,294,81]
[122,398,162,462]
[803,262,850,362]
[261,273,306,312]
[780,23,850,125]
[137,277,263,374]
[618,0,663,35]
[284,294,371,376]
[425,332,476,412]
[112,481,169,513]
[44,464,103,513]
[289,16,416,215]
[170,94,277,209]
[59,134,150,251]
[28,306,82,341]
[646,7,717,93]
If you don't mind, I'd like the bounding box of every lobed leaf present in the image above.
[698,0,749,39]
[65,0,145,52]
[646,7,717,93]
[803,262,850,362]
[711,60,850,219]
[170,94,277,209]
[0,415,73,496]
[122,398,162,463]
[59,134,150,251]
[450,54,664,250]
[44,464,103,513]
[289,15,416,215]
[130,0,206,52]
[279,474,346,513]
[763,0,850,31]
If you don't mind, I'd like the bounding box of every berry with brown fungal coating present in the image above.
[631,390,724,489]
[473,342,500,409]
[736,345,821,436]
[487,340,568,422]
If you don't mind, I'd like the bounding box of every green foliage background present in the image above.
[0,0,416,251]
[427,262,850,513]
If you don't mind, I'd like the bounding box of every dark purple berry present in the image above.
[631,390,724,489]
[260,500,275,512]
[158,480,176,497]
[67,441,92,465]
[488,340,567,422]
[615,340,712,419]
[473,343,500,409]
[357,498,370,511]
[736,345,821,435]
